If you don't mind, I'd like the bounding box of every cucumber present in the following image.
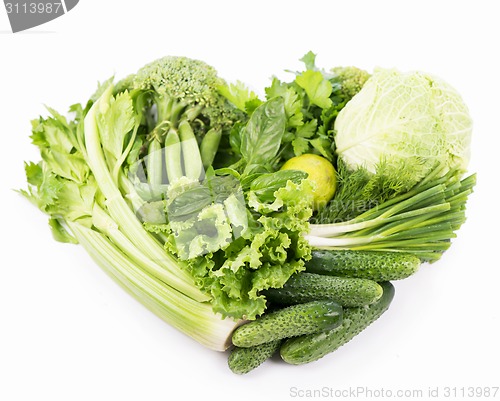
[232,300,343,348]
[264,273,382,307]
[228,340,281,374]
[306,250,420,281]
[280,281,395,365]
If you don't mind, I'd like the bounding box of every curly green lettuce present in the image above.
[153,177,315,320]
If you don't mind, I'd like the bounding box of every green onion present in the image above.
[308,173,476,262]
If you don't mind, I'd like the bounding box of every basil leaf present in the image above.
[167,186,213,220]
[250,170,308,203]
[240,97,286,173]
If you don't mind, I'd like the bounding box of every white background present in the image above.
[1,1,499,400]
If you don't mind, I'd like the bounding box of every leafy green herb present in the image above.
[218,80,262,114]
[295,70,333,109]
[240,97,286,175]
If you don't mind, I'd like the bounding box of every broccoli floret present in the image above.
[118,56,242,137]
[113,73,136,96]
[330,66,371,103]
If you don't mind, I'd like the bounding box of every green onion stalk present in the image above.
[307,171,476,262]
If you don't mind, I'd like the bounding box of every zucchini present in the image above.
[228,340,281,374]
[306,250,420,281]
[280,281,395,365]
[264,273,382,307]
[232,300,343,348]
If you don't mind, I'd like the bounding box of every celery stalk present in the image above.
[69,222,239,351]
[84,92,207,301]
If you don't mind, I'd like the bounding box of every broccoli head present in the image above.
[117,56,243,137]
[330,66,371,104]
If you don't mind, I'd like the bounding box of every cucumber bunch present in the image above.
[228,250,418,374]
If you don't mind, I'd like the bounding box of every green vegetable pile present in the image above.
[21,52,475,374]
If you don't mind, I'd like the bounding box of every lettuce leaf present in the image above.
[179,177,314,320]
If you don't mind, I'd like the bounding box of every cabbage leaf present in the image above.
[334,68,472,188]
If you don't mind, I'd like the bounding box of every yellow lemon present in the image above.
[281,154,337,210]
